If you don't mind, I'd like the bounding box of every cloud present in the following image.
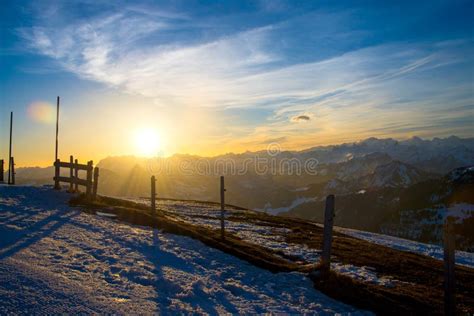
[259,136,287,144]
[291,114,311,122]
[18,11,279,107]
[17,3,474,145]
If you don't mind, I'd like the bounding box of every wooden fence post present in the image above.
[320,194,335,276]
[444,216,456,316]
[0,159,3,182]
[54,159,60,189]
[220,176,226,240]
[68,155,74,192]
[151,176,156,217]
[74,159,79,192]
[92,167,99,200]
[85,161,93,199]
[9,157,15,185]
[8,112,13,185]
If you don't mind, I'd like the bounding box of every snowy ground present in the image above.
[130,197,474,284]
[125,197,323,264]
[133,198,397,285]
[336,226,474,268]
[0,185,368,314]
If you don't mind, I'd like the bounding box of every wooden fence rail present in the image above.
[54,155,99,200]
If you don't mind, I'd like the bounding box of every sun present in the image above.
[134,128,162,157]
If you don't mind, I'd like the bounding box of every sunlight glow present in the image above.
[134,128,162,157]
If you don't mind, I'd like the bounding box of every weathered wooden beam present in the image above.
[9,157,15,185]
[55,161,89,170]
[444,216,456,316]
[0,159,4,182]
[151,175,156,217]
[74,159,79,192]
[8,112,13,184]
[85,161,93,199]
[220,176,226,240]
[320,194,335,276]
[92,167,99,200]
[55,96,60,163]
[54,159,60,189]
[54,176,89,186]
[68,155,74,192]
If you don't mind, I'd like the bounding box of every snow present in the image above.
[257,196,318,215]
[331,264,395,287]
[128,197,408,287]
[0,185,368,314]
[336,226,474,268]
[96,211,118,218]
[292,187,310,192]
[126,197,323,263]
[446,203,474,222]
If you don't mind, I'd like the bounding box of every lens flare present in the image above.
[27,102,55,124]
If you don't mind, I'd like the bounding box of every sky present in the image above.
[1,0,473,167]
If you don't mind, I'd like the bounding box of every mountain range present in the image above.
[7,135,474,249]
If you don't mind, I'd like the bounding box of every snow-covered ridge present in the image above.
[123,192,474,270]
[0,185,368,314]
[2,185,473,314]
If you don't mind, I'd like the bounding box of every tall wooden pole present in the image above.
[8,112,13,184]
[220,176,226,240]
[0,159,3,182]
[10,157,15,185]
[55,96,60,163]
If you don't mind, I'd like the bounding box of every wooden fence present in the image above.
[149,175,227,239]
[54,155,99,200]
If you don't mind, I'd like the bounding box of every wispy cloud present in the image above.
[17,2,474,150]
[19,10,279,106]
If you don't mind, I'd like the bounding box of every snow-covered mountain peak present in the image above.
[364,161,430,188]
[446,165,474,185]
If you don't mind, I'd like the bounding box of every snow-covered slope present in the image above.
[360,161,432,188]
[302,136,474,171]
[334,152,393,181]
[336,226,474,267]
[0,185,366,314]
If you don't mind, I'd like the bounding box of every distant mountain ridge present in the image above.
[8,135,474,249]
[360,160,435,188]
[8,135,473,204]
[283,165,474,251]
[300,135,474,173]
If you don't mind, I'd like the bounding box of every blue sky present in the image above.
[0,0,473,166]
